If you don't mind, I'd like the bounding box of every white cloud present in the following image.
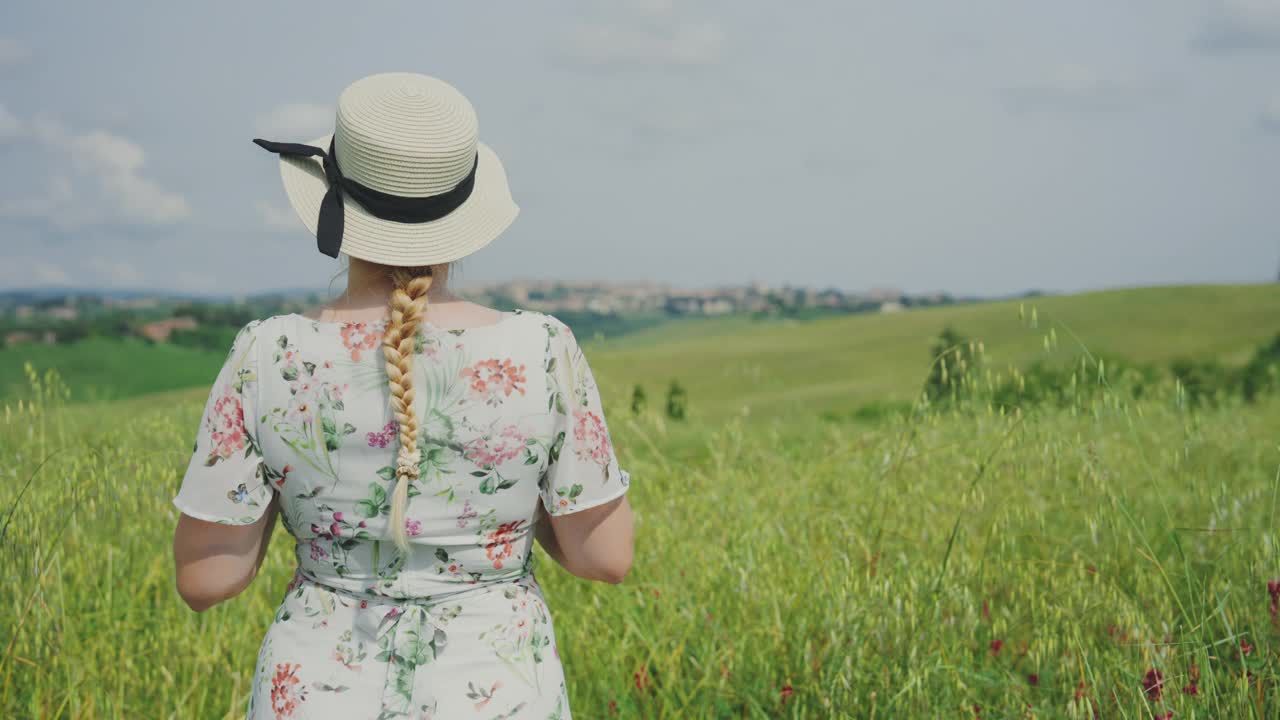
[1195,0,1280,53]
[0,37,29,66]
[1001,64,1157,112]
[84,257,144,287]
[255,102,333,140]
[0,110,190,228]
[256,200,301,231]
[0,258,71,287]
[560,1,725,69]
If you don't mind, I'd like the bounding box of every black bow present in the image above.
[253,136,479,259]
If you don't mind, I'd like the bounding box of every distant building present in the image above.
[139,316,199,342]
[4,330,55,347]
[879,300,905,314]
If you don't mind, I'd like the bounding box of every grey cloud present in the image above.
[0,37,29,66]
[1260,97,1280,132]
[557,0,725,70]
[1194,0,1280,54]
[1000,64,1162,112]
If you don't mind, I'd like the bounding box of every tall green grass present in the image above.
[2,298,1278,718]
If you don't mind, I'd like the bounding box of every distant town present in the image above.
[0,280,1035,351]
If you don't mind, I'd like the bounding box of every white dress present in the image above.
[173,308,631,719]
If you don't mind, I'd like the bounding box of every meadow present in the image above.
[2,284,1279,718]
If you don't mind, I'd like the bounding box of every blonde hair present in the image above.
[381,264,436,552]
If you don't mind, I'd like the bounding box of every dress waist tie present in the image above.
[293,566,531,717]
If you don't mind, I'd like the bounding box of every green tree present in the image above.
[665,380,687,420]
[631,383,647,415]
[925,325,978,403]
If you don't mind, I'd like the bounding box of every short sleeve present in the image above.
[172,319,275,525]
[538,316,631,516]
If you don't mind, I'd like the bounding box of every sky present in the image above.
[1,0,1279,298]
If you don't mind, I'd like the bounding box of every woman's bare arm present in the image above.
[535,495,634,584]
[173,493,281,612]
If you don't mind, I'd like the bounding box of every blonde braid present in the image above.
[382,265,434,553]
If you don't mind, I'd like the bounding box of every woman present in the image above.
[172,72,635,719]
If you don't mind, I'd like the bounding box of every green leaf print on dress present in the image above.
[263,333,352,485]
[478,585,554,692]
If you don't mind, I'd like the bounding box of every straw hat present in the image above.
[254,72,518,267]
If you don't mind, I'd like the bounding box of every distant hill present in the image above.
[5,283,1277,411]
[583,283,1280,423]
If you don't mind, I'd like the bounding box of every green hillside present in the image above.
[584,283,1280,422]
[5,283,1277,415]
[0,337,225,403]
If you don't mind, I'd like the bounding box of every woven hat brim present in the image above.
[275,133,519,266]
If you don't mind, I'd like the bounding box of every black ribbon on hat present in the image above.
[253,136,479,259]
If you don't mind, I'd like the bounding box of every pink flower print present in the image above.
[308,539,328,561]
[456,498,477,529]
[460,358,527,406]
[328,383,346,403]
[405,518,422,537]
[270,662,306,718]
[339,321,382,362]
[463,425,527,467]
[207,385,247,460]
[571,408,612,466]
[367,420,397,448]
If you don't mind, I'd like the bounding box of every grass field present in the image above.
[2,284,1279,718]
[0,338,225,404]
[588,283,1280,423]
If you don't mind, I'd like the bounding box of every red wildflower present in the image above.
[1182,683,1198,696]
[780,683,794,705]
[1027,673,1039,687]
[634,665,651,693]
[1143,668,1164,702]
[990,639,1004,656]
[608,699,618,714]
[1154,712,1173,720]
[1240,638,1253,656]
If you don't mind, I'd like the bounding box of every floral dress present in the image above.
[173,308,631,720]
